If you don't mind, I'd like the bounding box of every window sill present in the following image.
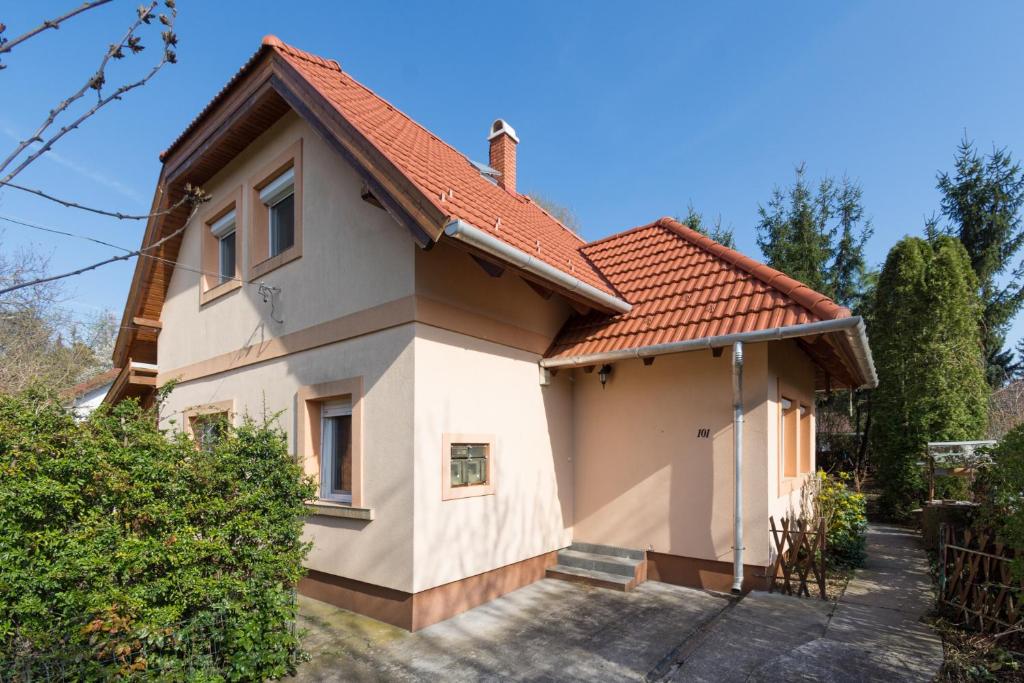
[304,500,374,521]
[250,245,301,280]
[200,277,242,305]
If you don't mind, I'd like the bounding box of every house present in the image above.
[65,367,119,419]
[108,36,876,631]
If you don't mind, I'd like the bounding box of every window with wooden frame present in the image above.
[781,397,798,479]
[442,433,496,500]
[296,377,364,508]
[199,188,243,305]
[799,403,813,473]
[249,139,302,279]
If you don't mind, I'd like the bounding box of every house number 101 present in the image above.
[696,428,710,439]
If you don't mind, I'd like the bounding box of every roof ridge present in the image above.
[264,35,341,71]
[583,219,662,250]
[653,217,848,321]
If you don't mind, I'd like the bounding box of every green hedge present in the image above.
[0,389,316,680]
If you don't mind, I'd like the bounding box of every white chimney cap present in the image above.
[488,119,519,143]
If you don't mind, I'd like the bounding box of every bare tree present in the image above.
[0,0,208,299]
[0,237,117,393]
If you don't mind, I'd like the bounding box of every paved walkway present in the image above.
[670,523,944,681]
[292,524,943,681]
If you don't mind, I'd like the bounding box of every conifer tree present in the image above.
[937,137,1024,387]
[870,236,988,518]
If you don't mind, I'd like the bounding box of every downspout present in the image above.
[732,341,744,594]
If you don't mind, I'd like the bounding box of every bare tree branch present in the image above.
[3,181,195,221]
[0,183,208,297]
[0,1,177,187]
[0,1,114,62]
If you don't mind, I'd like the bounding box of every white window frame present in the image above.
[320,399,353,504]
[260,167,295,258]
[210,209,237,284]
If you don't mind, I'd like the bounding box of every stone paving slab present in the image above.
[292,578,728,682]
[672,523,943,682]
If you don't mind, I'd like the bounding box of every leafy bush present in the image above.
[815,471,868,568]
[933,474,971,501]
[0,389,316,679]
[973,424,1024,579]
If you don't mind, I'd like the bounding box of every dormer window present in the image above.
[209,209,236,285]
[260,167,295,258]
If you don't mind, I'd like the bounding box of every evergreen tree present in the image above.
[870,236,988,518]
[679,203,736,248]
[937,137,1024,387]
[755,165,873,310]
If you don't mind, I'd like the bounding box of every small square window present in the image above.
[442,434,496,500]
[192,413,227,452]
[450,443,489,487]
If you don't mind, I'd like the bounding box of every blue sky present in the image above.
[3,1,1024,344]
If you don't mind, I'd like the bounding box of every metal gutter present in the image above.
[541,315,878,389]
[443,219,632,315]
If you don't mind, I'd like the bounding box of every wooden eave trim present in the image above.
[133,317,162,330]
[113,175,169,367]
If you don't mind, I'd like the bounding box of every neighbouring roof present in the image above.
[64,368,119,399]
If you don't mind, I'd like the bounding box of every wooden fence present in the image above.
[938,524,1022,634]
[768,516,827,599]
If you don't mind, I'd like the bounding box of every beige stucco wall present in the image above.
[410,324,574,592]
[414,240,574,341]
[572,344,777,567]
[158,325,417,592]
[159,111,415,372]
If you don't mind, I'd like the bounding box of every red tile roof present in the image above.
[265,38,616,297]
[547,218,850,359]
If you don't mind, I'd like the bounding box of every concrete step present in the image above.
[569,541,644,561]
[545,565,636,592]
[557,548,643,578]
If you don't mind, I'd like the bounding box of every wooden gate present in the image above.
[769,516,827,599]
[938,524,1022,633]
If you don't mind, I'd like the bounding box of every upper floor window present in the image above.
[199,189,243,305]
[249,139,302,280]
[260,167,295,258]
[209,209,237,285]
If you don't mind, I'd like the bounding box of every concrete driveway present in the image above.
[293,526,941,682]
[293,579,731,682]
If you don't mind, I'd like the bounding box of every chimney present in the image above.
[488,119,519,193]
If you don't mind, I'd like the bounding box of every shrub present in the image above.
[973,424,1024,578]
[0,389,316,679]
[815,471,868,568]
[933,473,971,501]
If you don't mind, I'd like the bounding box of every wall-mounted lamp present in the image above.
[598,364,612,389]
